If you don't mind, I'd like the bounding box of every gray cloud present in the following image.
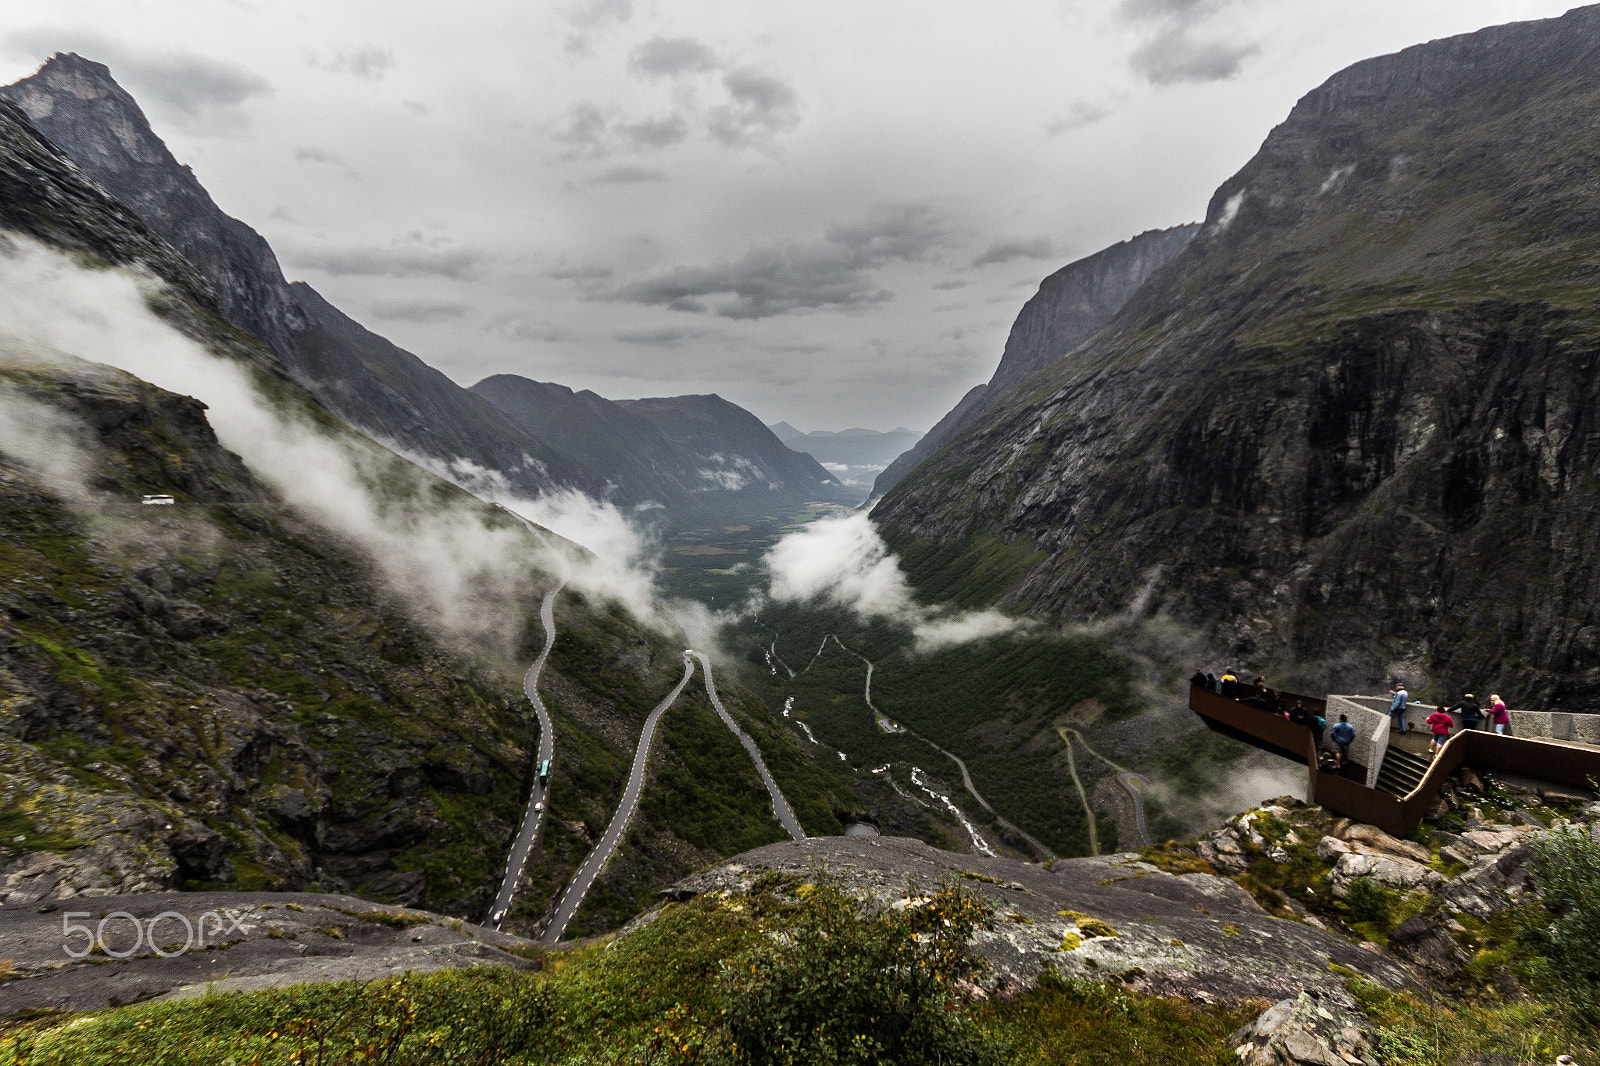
[613,326,720,345]
[369,299,471,322]
[932,279,967,291]
[611,202,953,319]
[1046,100,1112,135]
[4,30,270,126]
[1130,26,1258,84]
[590,165,666,185]
[289,245,485,280]
[972,236,1054,268]
[294,147,343,165]
[402,100,430,116]
[549,262,614,282]
[630,36,718,79]
[1117,0,1258,85]
[309,45,394,80]
[708,66,800,147]
[551,101,609,151]
[486,317,576,343]
[1119,0,1217,19]
[617,113,689,150]
[568,0,634,29]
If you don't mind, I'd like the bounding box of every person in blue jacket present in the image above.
[1389,684,1409,734]
[1329,714,1357,767]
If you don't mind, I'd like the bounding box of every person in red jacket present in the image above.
[1424,706,1455,758]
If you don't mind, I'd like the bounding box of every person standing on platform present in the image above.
[1425,706,1454,759]
[1389,684,1409,734]
[1330,715,1357,768]
[1488,695,1510,735]
[1453,693,1482,732]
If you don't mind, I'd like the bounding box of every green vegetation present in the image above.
[731,601,1138,858]
[0,880,1257,1065]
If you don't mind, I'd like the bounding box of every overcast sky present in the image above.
[0,1,1581,431]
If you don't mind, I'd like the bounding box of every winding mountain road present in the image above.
[821,635,1056,861]
[488,578,564,930]
[690,651,805,842]
[1055,725,1152,849]
[538,655,696,945]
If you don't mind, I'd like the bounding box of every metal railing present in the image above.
[1189,686,1600,836]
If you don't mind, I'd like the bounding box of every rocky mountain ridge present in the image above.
[873,224,1198,496]
[2,54,843,531]
[874,5,1600,708]
[470,375,850,520]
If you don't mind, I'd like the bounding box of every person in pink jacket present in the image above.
[1488,695,1510,735]
[1424,707,1454,758]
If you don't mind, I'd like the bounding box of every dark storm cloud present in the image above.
[971,236,1054,267]
[590,165,667,185]
[4,29,271,125]
[629,36,719,79]
[708,66,800,147]
[308,45,394,80]
[611,202,953,319]
[289,245,485,280]
[1130,27,1258,84]
[369,299,471,323]
[1046,100,1112,135]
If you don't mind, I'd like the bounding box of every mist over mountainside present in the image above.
[0,99,890,935]
[875,5,1600,710]
[874,224,1199,497]
[1,53,845,532]
[471,375,851,521]
[0,53,605,504]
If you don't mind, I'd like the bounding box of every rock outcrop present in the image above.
[872,6,1600,707]
[653,834,1413,1005]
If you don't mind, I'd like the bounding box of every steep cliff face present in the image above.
[873,225,1197,496]
[0,54,591,500]
[873,6,1600,709]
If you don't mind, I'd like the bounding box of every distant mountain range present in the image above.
[1,54,848,527]
[767,424,922,500]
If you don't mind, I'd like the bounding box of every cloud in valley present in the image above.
[761,510,1022,653]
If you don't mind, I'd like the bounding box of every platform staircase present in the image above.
[1375,747,1432,797]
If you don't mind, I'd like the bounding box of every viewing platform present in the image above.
[1188,685,1600,836]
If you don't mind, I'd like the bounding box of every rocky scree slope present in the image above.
[0,53,595,501]
[874,6,1600,707]
[873,224,1198,497]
